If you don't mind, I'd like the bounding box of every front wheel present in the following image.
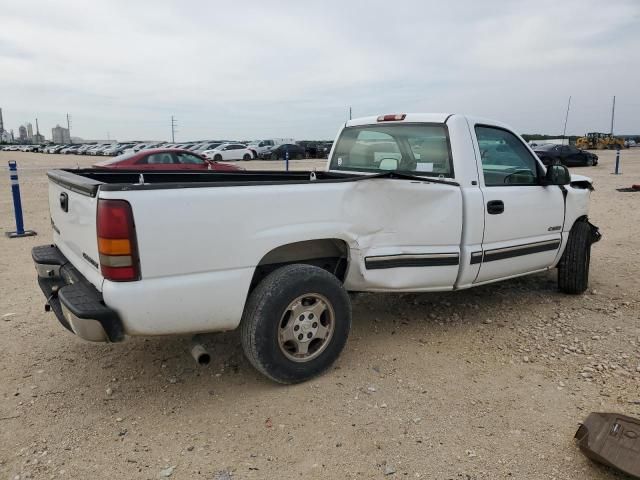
[214,154,222,162]
[240,264,351,384]
[558,221,592,294]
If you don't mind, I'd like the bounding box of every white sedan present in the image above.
[202,143,255,161]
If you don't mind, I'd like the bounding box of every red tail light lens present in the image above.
[97,199,140,281]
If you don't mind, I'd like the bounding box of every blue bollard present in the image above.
[285,149,289,172]
[613,148,621,175]
[6,161,37,238]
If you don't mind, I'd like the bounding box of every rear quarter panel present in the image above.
[100,177,464,335]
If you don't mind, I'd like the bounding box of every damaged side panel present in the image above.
[343,179,463,291]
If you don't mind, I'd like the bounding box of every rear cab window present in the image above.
[329,123,453,178]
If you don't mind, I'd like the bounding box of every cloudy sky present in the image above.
[1,0,639,141]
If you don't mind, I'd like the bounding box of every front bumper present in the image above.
[589,222,602,243]
[32,245,124,342]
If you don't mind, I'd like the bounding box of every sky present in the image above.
[1,0,639,141]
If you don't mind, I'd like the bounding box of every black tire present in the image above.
[558,221,592,294]
[242,153,251,161]
[270,153,279,160]
[240,264,352,384]
[214,154,222,162]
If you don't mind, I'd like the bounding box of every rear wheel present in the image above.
[214,154,222,162]
[558,221,592,294]
[240,264,351,384]
[242,153,251,161]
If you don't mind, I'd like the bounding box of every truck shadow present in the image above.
[59,270,568,406]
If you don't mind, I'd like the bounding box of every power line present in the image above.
[171,115,177,142]
[610,96,616,135]
[561,96,571,145]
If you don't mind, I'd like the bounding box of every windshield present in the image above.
[95,151,138,166]
[329,124,453,177]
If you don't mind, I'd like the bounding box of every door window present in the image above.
[176,153,205,164]
[140,153,175,164]
[476,126,539,186]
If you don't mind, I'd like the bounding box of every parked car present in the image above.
[50,145,71,153]
[76,144,96,155]
[101,143,136,156]
[60,145,81,154]
[260,143,306,160]
[247,138,296,157]
[122,143,154,154]
[88,144,114,155]
[202,143,255,161]
[533,144,598,167]
[93,148,242,171]
[32,113,600,384]
[191,142,224,154]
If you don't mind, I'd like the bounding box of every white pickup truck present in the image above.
[33,113,600,383]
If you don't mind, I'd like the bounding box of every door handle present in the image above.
[487,200,504,215]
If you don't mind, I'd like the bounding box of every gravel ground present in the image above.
[0,150,639,480]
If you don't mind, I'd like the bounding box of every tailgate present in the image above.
[48,170,104,291]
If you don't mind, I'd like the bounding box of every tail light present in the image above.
[377,114,406,122]
[97,199,140,281]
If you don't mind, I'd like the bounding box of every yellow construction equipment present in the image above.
[576,132,625,150]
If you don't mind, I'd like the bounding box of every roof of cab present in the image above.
[345,113,517,134]
[345,113,453,127]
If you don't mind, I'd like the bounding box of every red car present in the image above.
[93,148,242,171]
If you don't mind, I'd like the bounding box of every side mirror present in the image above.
[544,164,571,185]
[379,158,398,171]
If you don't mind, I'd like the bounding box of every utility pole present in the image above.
[171,115,177,142]
[561,96,571,145]
[66,113,72,141]
[610,96,616,135]
[349,106,352,120]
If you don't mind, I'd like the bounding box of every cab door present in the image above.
[472,125,564,284]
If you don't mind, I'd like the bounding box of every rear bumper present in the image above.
[32,244,124,342]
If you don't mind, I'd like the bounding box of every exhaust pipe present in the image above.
[190,335,211,366]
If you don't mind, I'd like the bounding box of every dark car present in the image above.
[261,143,306,160]
[93,148,243,171]
[533,144,598,167]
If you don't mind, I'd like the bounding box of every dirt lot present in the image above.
[1,150,639,480]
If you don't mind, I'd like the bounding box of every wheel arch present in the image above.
[249,239,350,292]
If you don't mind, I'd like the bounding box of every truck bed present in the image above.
[48,169,359,197]
[47,169,459,197]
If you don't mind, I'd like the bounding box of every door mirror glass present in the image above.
[378,158,398,170]
[545,164,571,185]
